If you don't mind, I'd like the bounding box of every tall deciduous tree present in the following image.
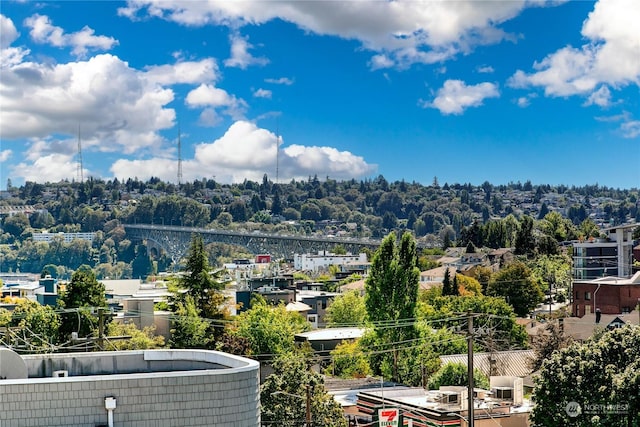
[532,326,640,427]
[365,231,420,381]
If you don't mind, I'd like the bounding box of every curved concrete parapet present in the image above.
[1,349,261,427]
[0,347,28,380]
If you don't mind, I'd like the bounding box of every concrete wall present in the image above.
[0,350,260,427]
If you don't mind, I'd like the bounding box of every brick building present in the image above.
[572,271,640,317]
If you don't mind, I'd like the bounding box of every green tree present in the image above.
[427,362,490,390]
[105,323,165,350]
[514,215,536,256]
[325,290,368,326]
[531,326,640,427]
[417,295,528,350]
[325,340,371,378]
[261,351,347,427]
[0,299,61,352]
[442,267,453,296]
[228,300,310,357]
[58,266,108,340]
[169,295,211,349]
[487,261,543,317]
[364,231,420,381]
[178,234,227,320]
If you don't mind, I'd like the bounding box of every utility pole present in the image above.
[467,311,474,427]
[98,307,105,350]
[305,385,311,427]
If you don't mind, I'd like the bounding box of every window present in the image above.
[575,291,580,300]
[585,292,591,301]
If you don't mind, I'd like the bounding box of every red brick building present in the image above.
[573,271,640,317]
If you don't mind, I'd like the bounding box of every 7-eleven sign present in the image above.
[378,408,400,427]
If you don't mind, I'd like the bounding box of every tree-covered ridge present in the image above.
[1,175,638,276]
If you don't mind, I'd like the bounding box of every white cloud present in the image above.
[119,0,557,67]
[0,149,12,162]
[144,58,219,85]
[110,120,377,183]
[11,153,85,183]
[477,65,495,73]
[424,79,500,115]
[24,14,118,56]
[253,88,272,99]
[509,0,640,101]
[0,53,175,153]
[517,97,530,108]
[0,14,19,49]
[584,86,611,107]
[224,33,268,69]
[265,77,294,85]
[0,15,29,67]
[185,84,247,120]
[620,120,640,138]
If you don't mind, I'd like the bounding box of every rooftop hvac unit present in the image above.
[493,387,513,400]
[53,370,68,378]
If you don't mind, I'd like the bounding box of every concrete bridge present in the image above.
[123,224,383,263]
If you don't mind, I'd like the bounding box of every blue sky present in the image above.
[1,0,639,190]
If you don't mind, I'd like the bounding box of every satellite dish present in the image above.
[0,347,28,380]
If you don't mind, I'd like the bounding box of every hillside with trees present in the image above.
[0,176,638,276]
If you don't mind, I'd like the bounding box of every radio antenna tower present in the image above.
[77,124,84,183]
[275,122,280,184]
[177,122,183,186]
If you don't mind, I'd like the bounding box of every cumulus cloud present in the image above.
[0,149,12,162]
[119,0,556,67]
[0,53,175,152]
[509,0,640,101]
[24,14,118,56]
[185,84,248,120]
[1,15,30,67]
[584,86,612,107]
[224,33,268,69]
[144,58,219,85]
[423,79,500,115]
[0,14,19,48]
[110,120,377,183]
[11,153,85,183]
[253,88,272,98]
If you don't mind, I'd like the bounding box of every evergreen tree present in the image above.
[442,267,452,296]
[178,234,227,319]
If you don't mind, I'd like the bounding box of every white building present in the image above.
[33,231,96,243]
[294,251,367,272]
